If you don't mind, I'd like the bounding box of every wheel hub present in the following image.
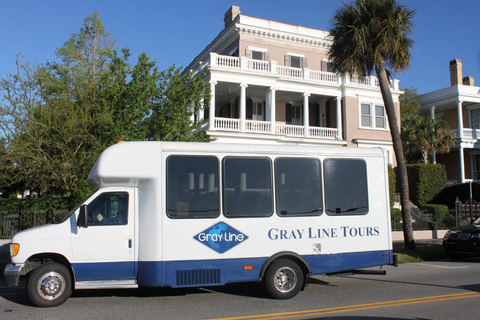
[38,272,65,300]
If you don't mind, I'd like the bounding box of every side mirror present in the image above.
[77,205,88,228]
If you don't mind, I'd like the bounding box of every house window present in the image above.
[285,54,307,68]
[375,105,386,129]
[252,101,265,121]
[252,50,264,60]
[361,104,371,127]
[247,47,269,61]
[321,61,335,72]
[360,103,387,129]
[470,108,480,129]
[473,154,480,180]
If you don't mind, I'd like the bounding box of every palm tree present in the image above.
[328,0,416,249]
[403,116,455,164]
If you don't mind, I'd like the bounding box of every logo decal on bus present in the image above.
[194,222,248,253]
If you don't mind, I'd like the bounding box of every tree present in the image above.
[401,88,455,163]
[0,13,210,202]
[328,0,416,249]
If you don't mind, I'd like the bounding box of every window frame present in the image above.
[166,155,220,219]
[359,102,388,130]
[222,156,273,218]
[323,158,369,216]
[275,157,323,217]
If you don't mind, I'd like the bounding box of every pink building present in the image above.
[184,6,402,164]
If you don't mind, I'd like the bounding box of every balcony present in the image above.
[205,53,396,89]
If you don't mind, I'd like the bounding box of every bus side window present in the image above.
[275,158,322,216]
[223,157,272,217]
[166,155,219,219]
[324,159,368,215]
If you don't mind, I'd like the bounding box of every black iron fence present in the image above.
[1,210,69,239]
[391,209,457,232]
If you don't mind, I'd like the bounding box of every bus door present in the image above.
[71,189,136,282]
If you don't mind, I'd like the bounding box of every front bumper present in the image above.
[4,264,22,287]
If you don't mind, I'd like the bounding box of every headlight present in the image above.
[471,233,480,239]
[10,243,19,257]
[443,231,450,240]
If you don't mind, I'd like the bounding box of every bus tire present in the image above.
[27,262,72,307]
[264,258,303,299]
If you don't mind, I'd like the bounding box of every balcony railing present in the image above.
[212,118,338,139]
[452,128,480,140]
[207,53,399,89]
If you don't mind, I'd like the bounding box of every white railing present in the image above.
[209,53,385,88]
[214,55,239,68]
[275,124,304,137]
[350,74,370,86]
[453,128,480,140]
[246,120,270,133]
[309,127,338,138]
[310,70,338,83]
[248,59,270,72]
[215,118,240,131]
[276,66,303,79]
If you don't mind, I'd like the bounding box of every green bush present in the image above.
[432,182,480,207]
[0,197,73,213]
[388,165,396,208]
[406,164,447,208]
[391,208,402,223]
[422,204,449,230]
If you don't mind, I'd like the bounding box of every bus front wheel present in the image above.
[27,262,72,307]
[264,258,303,299]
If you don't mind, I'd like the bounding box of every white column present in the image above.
[303,93,310,136]
[457,100,465,182]
[240,83,248,132]
[336,96,343,139]
[209,81,217,130]
[270,87,276,134]
[430,106,436,164]
[457,100,464,139]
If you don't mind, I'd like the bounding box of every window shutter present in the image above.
[285,55,291,67]
[264,52,270,61]
[302,58,308,68]
[246,49,252,59]
[321,61,328,71]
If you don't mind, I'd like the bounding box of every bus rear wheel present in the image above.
[264,258,303,299]
[27,262,72,307]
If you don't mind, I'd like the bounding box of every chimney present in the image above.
[224,6,241,28]
[463,76,475,86]
[449,59,463,86]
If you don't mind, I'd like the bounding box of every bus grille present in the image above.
[176,269,221,286]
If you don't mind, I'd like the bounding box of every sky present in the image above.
[1,0,479,94]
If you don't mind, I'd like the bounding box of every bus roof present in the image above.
[87,141,386,188]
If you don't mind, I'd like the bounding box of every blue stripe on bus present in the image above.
[73,250,392,285]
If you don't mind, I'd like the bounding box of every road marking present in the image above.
[210,292,480,320]
[411,263,468,269]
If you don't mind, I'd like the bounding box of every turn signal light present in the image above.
[10,243,20,257]
[243,265,254,270]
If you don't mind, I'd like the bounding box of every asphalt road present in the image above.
[1,256,479,319]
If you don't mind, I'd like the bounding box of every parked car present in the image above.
[443,217,480,259]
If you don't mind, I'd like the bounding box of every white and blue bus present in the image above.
[5,141,395,307]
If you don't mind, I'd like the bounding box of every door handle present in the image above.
[128,239,132,248]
